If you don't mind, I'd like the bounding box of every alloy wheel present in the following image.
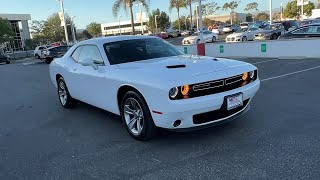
[58,81,67,106]
[124,98,144,136]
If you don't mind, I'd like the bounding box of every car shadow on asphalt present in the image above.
[76,101,242,143]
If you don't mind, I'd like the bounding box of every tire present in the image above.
[196,39,200,44]
[45,58,53,64]
[272,34,278,40]
[121,91,157,141]
[57,77,77,109]
[6,61,10,64]
[242,36,247,41]
[212,36,216,42]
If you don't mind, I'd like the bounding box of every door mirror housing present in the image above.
[80,58,99,70]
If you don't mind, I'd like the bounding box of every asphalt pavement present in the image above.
[1,58,320,179]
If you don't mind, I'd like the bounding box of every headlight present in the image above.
[169,87,179,99]
[249,71,255,79]
[181,85,190,96]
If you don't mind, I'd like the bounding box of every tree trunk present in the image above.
[129,2,135,35]
[177,8,181,31]
[189,3,193,30]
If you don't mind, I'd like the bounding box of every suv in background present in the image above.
[223,25,240,33]
[34,45,51,59]
[282,20,299,31]
[41,46,71,64]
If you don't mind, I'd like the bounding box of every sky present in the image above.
[0,0,316,29]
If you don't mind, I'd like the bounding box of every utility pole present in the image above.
[57,0,69,44]
[155,15,159,34]
[184,14,188,30]
[301,0,304,20]
[137,3,144,34]
[198,0,203,32]
[118,15,122,35]
[71,16,76,43]
[269,0,273,25]
[281,1,283,21]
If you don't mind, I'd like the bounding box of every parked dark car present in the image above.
[41,46,71,64]
[278,24,320,40]
[255,21,268,28]
[0,51,10,64]
[254,23,285,40]
[281,20,299,31]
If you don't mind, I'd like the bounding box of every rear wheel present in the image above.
[45,58,53,64]
[57,77,77,109]
[6,60,10,64]
[121,91,157,141]
[272,34,278,40]
[212,36,216,42]
[196,39,200,44]
[242,36,247,41]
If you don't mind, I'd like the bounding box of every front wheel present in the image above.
[121,91,157,141]
[212,36,216,42]
[57,77,77,109]
[242,36,247,41]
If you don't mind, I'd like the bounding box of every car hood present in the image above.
[116,55,251,82]
[183,36,199,41]
[227,32,245,37]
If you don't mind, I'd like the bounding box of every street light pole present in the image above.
[198,0,203,33]
[269,0,273,25]
[71,16,76,43]
[184,14,188,30]
[57,0,69,45]
[118,15,122,35]
[155,15,159,34]
[137,3,144,35]
[280,1,283,21]
[301,0,304,20]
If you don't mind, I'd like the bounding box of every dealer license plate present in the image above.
[227,93,243,111]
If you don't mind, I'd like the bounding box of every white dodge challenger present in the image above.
[49,36,260,140]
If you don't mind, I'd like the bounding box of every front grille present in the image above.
[193,99,250,125]
[172,70,257,100]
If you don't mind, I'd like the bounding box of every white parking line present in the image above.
[252,59,278,65]
[261,65,320,82]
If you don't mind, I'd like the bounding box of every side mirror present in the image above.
[81,58,99,70]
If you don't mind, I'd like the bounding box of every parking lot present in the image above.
[1,57,320,179]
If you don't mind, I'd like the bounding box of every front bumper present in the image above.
[151,80,260,129]
[226,37,241,42]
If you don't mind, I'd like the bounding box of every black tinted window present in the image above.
[103,38,183,65]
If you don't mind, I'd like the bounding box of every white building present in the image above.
[101,12,148,36]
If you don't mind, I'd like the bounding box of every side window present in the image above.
[39,47,44,50]
[78,45,104,64]
[307,26,320,34]
[292,27,308,34]
[71,46,82,61]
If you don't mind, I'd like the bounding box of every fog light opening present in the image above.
[173,120,182,127]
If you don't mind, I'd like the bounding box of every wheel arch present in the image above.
[117,85,146,113]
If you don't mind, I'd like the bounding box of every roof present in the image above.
[77,35,157,45]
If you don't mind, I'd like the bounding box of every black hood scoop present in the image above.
[166,65,186,69]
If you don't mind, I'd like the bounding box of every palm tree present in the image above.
[187,0,193,30]
[169,0,187,31]
[222,1,239,25]
[112,0,149,35]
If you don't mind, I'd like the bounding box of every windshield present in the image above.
[264,24,281,30]
[103,38,183,65]
[236,28,248,33]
